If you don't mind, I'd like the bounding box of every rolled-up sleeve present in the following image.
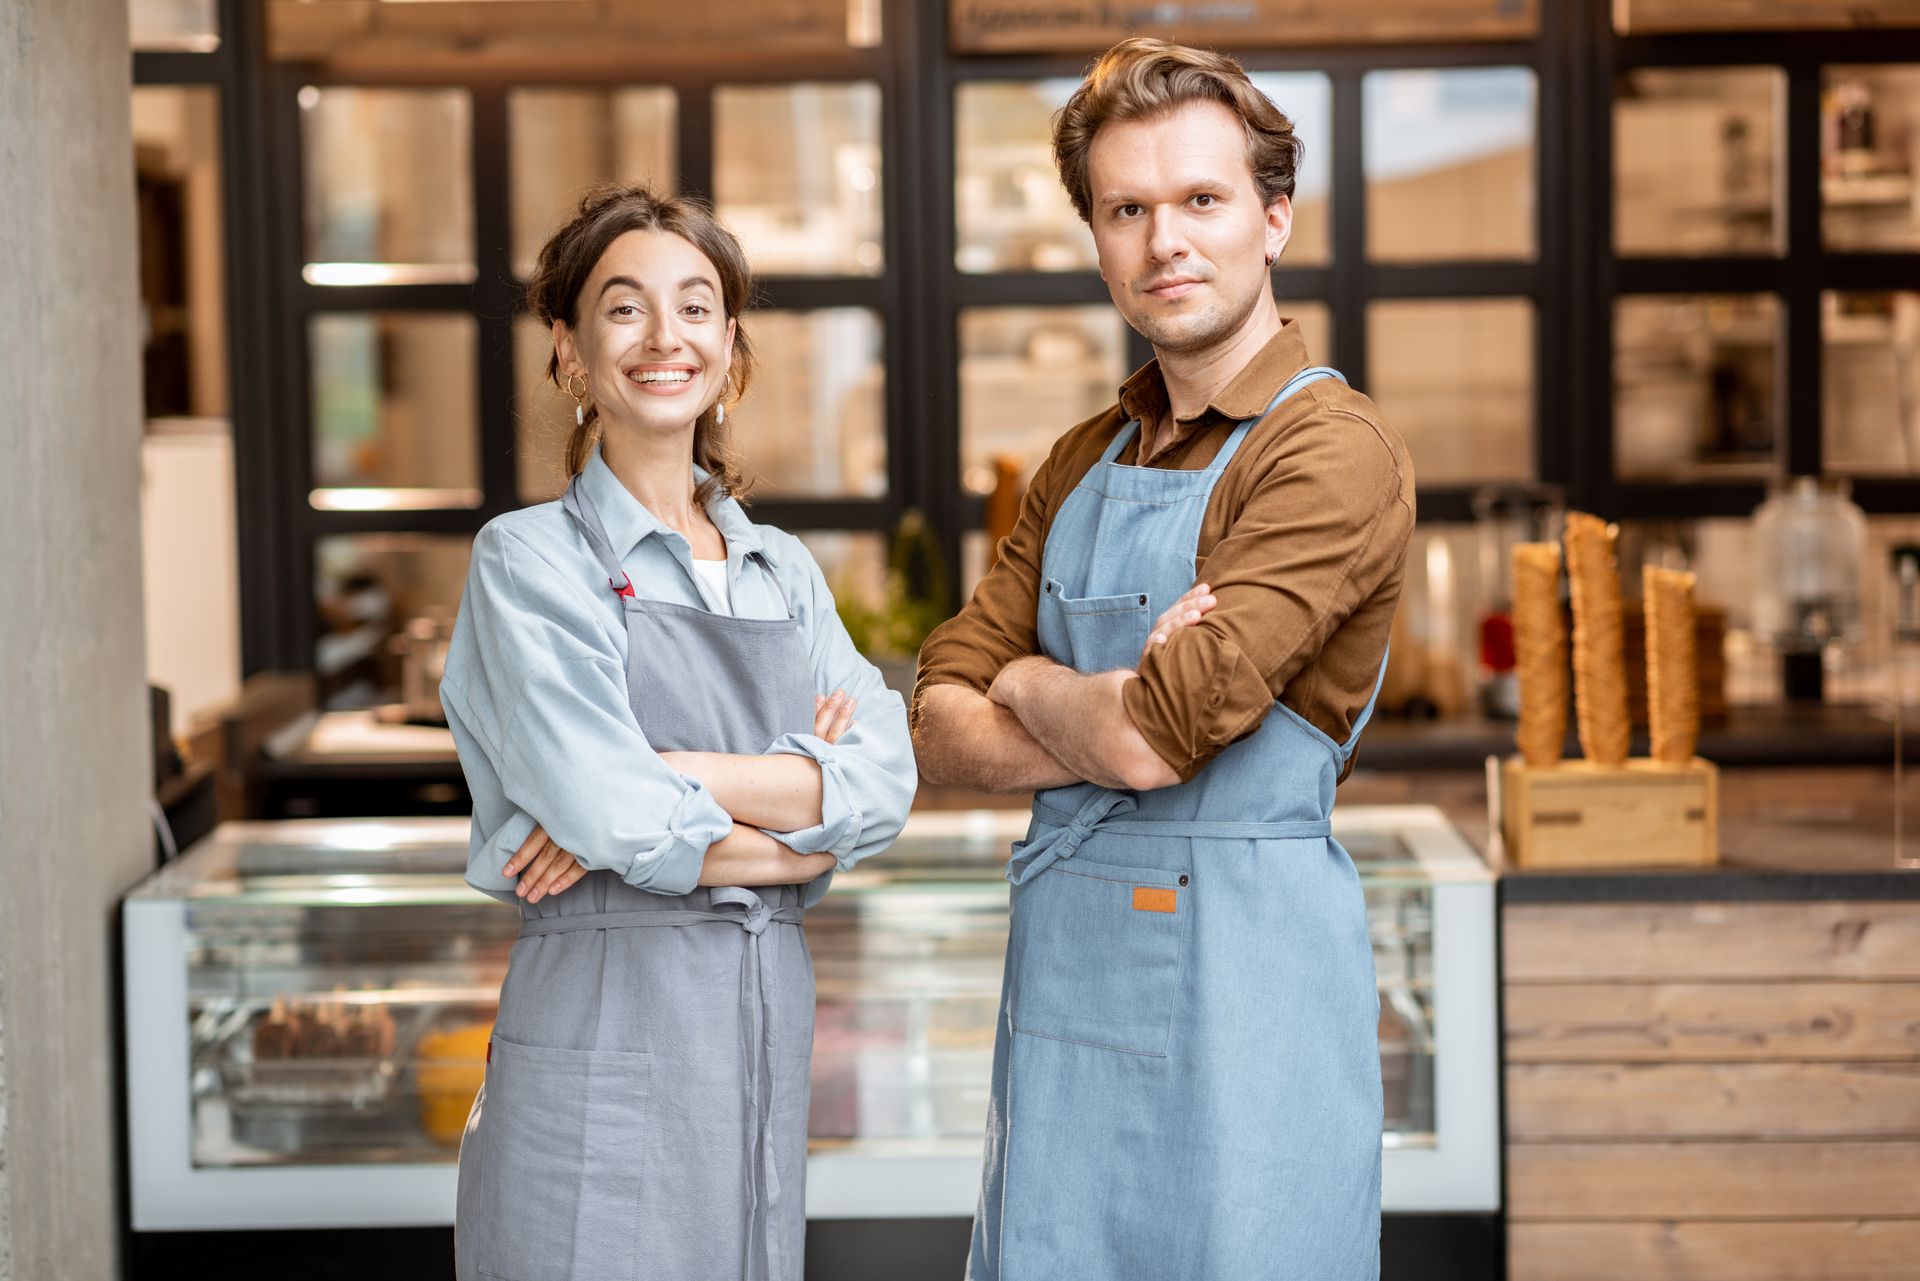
[762,535,917,882]
[448,524,734,897]
[1121,409,1414,781]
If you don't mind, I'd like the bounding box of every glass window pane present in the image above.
[1615,294,1780,481]
[309,313,480,507]
[514,314,573,505]
[133,86,227,422]
[797,531,888,615]
[508,88,677,281]
[131,0,218,52]
[1281,299,1334,368]
[955,79,1095,273]
[1824,291,1920,476]
[960,306,1130,494]
[734,309,887,498]
[1823,67,1920,251]
[1366,298,1534,485]
[714,83,883,277]
[301,88,474,285]
[1615,67,1783,257]
[1365,68,1537,263]
[797,530,939,677]
[313,534,471,705]
[1250,72,1333,269]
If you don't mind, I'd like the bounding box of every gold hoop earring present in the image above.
[562,371,587,425]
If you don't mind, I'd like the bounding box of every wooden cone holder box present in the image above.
[1490,755,1720,870]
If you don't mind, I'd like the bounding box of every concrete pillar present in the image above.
[0,1,153,1278]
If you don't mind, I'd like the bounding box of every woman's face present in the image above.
[555,228,736,442]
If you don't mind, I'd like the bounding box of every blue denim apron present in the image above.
[968,366,1386,1281]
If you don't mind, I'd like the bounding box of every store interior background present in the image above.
[129,0,1920,741]
[9,0,1920,1278]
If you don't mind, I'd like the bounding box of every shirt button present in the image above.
[1178,875,1190,887]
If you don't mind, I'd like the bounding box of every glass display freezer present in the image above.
[123,805,1497,1229]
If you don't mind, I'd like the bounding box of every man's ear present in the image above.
[1264,194,1294,266]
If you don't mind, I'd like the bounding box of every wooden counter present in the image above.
[1496,766,1920,1281]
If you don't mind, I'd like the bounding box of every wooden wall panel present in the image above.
[1505,900,1920,1281]
[1506,1062,1920,1139]
[1507,1141,1920,1219]
[1509,1219,1920,1281]
[1504,982,1920,1062]
[1503,903,1920,982]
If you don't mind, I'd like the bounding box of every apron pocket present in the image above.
[459,1035,652,1281]
[1008,851,1188,1056]
[1042,578,1152,675]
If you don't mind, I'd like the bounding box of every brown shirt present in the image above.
[913,321,1415,783]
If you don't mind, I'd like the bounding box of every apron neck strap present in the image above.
[1097,420,1139,466]
[1339,646,1392,754]
[561,473,634,597]
[1209,364,1349,474]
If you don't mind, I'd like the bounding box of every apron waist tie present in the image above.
[1009,793,1333,885]
[517,890,802,1281]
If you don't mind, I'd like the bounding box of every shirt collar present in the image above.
[1115,320,1314,459]
[579,442,776,568]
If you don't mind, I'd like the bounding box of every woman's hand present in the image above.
[814,690,857,743]
[1138,582,1217,666]
[503,824,587,903]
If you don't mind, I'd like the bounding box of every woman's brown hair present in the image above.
[524,184,756,503]
[1052,37,1303,223]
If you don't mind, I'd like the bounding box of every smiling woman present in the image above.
[441,183,917,1281]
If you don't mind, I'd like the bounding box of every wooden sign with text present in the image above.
[949,0,1539,54]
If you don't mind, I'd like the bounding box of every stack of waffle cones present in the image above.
[1512,514,1702,768]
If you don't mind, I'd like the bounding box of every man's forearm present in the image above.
[991,658,1181,792]
[912,682,1084,793]
[660,751,824,832]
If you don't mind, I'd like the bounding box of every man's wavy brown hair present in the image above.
[1052,37,1303,224]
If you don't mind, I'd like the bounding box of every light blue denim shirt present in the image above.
[440,444,917,909]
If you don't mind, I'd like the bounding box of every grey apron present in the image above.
[455,474,817,1281]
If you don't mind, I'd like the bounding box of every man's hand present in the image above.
[813,690,857,742]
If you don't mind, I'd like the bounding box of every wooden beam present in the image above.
[948,0,1540,54]
[1509,1219,1920,1281]
[1506,1061,1920,1138]
[1508,1141,1920,1219]
[1504,903,1920,982]
[1616,0,1920,36]
[1504,982,1920,1063]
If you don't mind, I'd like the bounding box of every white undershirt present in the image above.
[690,558,732,615]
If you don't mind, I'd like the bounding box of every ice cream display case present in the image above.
[123,806,1496,1230]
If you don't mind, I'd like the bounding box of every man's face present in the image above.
[1085,98,1291,355]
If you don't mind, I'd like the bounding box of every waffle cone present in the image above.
[1565,513,1631,766]
[1512,542,1567,767]
[1644,567,1700,764]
